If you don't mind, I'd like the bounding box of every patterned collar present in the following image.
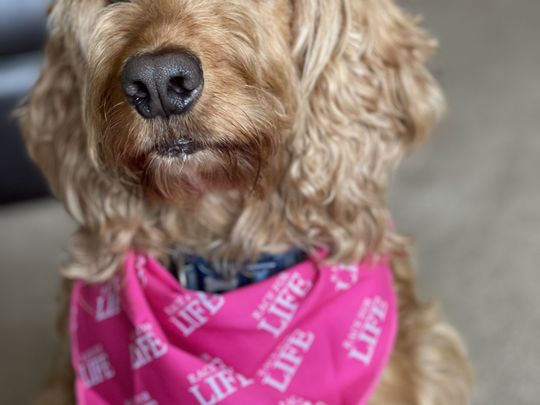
[168,249,308,293]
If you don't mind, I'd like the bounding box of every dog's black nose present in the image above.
[121,52,204,119]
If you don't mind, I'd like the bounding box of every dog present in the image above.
[19,0,472,404]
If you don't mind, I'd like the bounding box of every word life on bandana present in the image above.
[70,252,397,405]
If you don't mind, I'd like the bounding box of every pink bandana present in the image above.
[70,252,397,405]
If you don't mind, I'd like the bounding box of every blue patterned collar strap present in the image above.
[168,249,308,293]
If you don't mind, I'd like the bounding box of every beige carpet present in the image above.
[1,0,539,403]
[393,1,540,403]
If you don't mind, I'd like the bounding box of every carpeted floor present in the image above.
[393,1,540,403]
[1,1,539,403]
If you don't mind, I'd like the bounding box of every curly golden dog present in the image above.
[19,0,472,403]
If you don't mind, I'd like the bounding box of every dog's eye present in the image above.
[107,0,130,4]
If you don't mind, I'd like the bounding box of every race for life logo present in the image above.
[259,329,315,393]
[129,323,168,370]
[279,396,328,405]
[95,276,121,321]
[125,391,158,405]
[252,272,313,338]
[343,295,388,366]
[135,255,149,287]
[330,264,360,291]
[187,355,254,405]
[165,292,225,337]
[78,345,115,388]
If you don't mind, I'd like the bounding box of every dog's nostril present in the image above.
[122,79,152,117]
[168,77,192,97]
[126,81,151,108]
[130,81,150,98]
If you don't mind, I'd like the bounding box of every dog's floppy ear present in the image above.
[18,2,116,219]
[284,0,443,262]
[18,6,133,224]
[17,13,89,221]
[17,8,155,281]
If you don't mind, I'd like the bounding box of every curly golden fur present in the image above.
[19,0,472,403]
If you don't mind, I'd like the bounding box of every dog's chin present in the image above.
[137,138,264,204]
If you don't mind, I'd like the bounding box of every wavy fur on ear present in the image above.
[282,0,444,263]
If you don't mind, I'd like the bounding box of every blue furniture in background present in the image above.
[0,0,50,204]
